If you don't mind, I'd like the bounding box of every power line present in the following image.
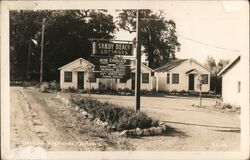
[176,33,241,53]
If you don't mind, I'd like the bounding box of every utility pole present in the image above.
[135,10,141,112]
[40,18,45,83]
[26,41,31,80]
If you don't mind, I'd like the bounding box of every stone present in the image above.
[154,127,163,135]
[127,130,137,137]
[120,130,128,137]
[143,129,150,136]
[136,127,143,136]
[161,124,167,132]
[88,115,94,120]
[110,125,116,132]
[75,105,79,110]
[81,111,88,116]
[149,127,156,135]
[102,122,109,128]
[159,122,166,126]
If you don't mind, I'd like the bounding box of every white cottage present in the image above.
[154,59,211,92]
[117,61,155,91]
[58,58,155,91]
[218,56,242,107]
[58,58,98,90]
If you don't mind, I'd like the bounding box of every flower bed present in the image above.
[70,96,159,132]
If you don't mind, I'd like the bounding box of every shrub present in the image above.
[70,96,158,131]
[49,80,59,90]
[39,82,49,93]
[65,87,77,93]
[171,89,178,93]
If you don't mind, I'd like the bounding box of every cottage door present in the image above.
[189,74,194,90]
[77,72,84,89]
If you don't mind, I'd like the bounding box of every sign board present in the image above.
[94,57,131,79]
[92,41,133,56]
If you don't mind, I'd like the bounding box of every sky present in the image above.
[111,1,249,64]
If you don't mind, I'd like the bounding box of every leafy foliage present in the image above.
[70,96,158,131]
[10,10,116,81]
[117,10,181,69]
[204,56,230,94]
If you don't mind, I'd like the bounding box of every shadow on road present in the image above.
[212,129,240,133]
[163,120,240,130]
[163,126,189,138]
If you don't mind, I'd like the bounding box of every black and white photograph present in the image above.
[1,0,249,159]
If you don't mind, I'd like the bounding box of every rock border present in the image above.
[120,122,167,137]
[56,93,168,137]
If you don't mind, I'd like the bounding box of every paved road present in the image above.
[84,93,240,151]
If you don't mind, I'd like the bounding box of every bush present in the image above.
[70,96,158,131]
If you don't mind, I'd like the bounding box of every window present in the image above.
[142,73,149,83]
[64,71,72,82]
[237,81,241,93]
[172,73,179,84]
[120,78,127,83]
[89,73,96,83]
[167,73,170,84]
[201,74,208,84]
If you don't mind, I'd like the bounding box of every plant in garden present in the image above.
[70,96,159,131]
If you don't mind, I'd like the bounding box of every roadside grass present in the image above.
[70,96,159,131]
[74,112,135,150]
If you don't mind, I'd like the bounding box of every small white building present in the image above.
[117,61,155,91]
[218,56,242,107]
[154,59,211,92]
[58,58,155,91]
[58,58,98,90]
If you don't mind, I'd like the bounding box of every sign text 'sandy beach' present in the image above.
[92,41,133,56]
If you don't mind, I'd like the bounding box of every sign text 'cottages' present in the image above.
[92,41,133,56]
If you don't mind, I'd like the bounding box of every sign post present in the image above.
[135,10,141,112]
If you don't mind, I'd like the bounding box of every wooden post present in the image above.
[40,18,45,83]
[135,10,141,112]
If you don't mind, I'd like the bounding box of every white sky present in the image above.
[111,1,249,64]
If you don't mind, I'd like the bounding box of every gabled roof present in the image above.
[217,55,240,76]
[154,58,212,73]
[130,60,154,72]
[58,58,94,70]
[154,59,188,72]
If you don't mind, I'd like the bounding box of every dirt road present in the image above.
[10,86,131,151]
[10,86,240,151]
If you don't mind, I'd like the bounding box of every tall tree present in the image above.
[117,10,181,69]
[204,56,230,94]
[10,10,116,81]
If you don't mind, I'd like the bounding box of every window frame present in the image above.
[142,73,150,83]
[172,73,179,84]
[237,81,241,93]
[119,78,127,83]
[167,73,170,84]
[64,71,72,82]
[201,74,208,84]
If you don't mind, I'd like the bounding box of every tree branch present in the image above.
[124,26,136,33]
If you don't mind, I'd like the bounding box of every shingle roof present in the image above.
[154,59,188,72]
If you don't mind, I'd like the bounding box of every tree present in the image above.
[204,56,230,94]
[117,10,181,69]
[10,10,116,81]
